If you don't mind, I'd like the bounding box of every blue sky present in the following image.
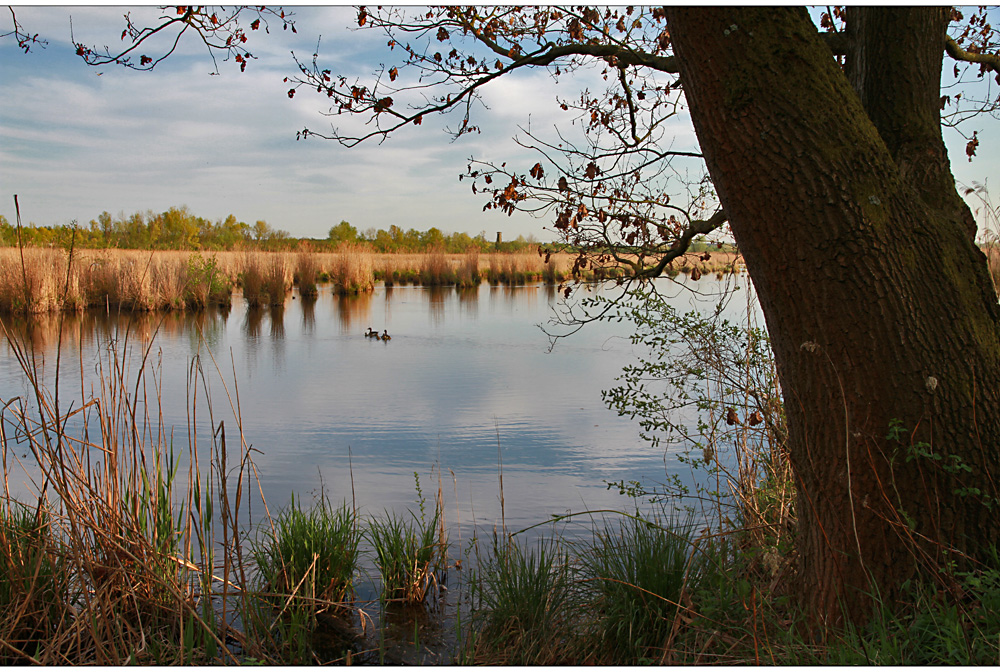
[1,6,998,241]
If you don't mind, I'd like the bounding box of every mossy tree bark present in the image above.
[666,7,1000,625]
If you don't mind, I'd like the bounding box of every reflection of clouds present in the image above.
[1,277,749,542]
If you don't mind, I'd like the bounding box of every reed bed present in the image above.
[328,244,375,295]
[294,248,320,298]
[0,248,239,313]
[0,323,247,664]
[3,246,744,314]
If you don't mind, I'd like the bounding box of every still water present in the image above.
[1,277,752,536]
[1,275,756,661]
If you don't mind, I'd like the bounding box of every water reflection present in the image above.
[243,306,264,342]
[456,286,479,318]
[300,295,316,335]
[268,305,286,341]
[334,292,373,334]
[1,308,230,361]
[427,286,448,326]
[1,278,755,539]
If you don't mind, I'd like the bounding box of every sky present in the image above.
[1,5,998,242]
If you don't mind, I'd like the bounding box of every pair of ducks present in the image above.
[365,327,391,341]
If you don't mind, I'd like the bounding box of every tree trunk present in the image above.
[666,6,1000,625]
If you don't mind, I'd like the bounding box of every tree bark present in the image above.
[666,6,1000,625]
[846,7,977,239]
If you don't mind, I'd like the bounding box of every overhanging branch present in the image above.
[945,35,1000,76]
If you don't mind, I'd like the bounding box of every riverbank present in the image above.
[0,247,742,314]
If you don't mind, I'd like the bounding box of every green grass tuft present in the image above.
[469,536,578,665]
[252,496,361,615]
[579,511,696,662]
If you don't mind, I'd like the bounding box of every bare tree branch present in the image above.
[2,6,48,53]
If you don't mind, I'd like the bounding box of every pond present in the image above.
[0,274,754,662]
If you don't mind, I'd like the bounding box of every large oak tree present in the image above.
[74,5,1000,624]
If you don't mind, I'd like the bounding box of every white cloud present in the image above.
[3,6,996,241]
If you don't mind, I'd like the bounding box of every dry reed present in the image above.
[329,244,374,295]
[987,244,1000,295]
[0,247,644,314]
[419,250,454,285]
[0,321,261,663]
[295,249,320,298]
[263,254,290,305]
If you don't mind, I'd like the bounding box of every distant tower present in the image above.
[496,232,502,248]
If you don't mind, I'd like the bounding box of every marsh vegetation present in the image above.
[0,245,741,314]
[2,273,998,665]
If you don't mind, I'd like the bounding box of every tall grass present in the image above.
[579,511,697,662]
[239,250,267,307]
[0,320,242,663]
[367,473,448,606]
[1,247,617,312]
[0,247,240,313]
[0,503,69,664]
[329,244,375,295]
[252,496,361,613]
[238,250,288,306]
[418,249,456,286]
[468,537,578,665]
[986,244,1000,295]
[456,251,480,287]
[295,248,320,298]
[250,496,363,662]
[263,254,290,305]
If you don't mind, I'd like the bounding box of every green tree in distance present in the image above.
[327,220,358,245]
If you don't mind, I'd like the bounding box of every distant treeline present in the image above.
[0,206,542,253]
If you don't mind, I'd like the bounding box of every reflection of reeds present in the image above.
[334,293,373,333]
